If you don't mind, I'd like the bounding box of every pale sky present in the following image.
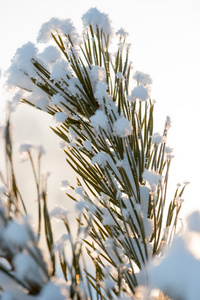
[0,0,200,220]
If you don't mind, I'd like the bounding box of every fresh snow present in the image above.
[50,205,68,221]
[133,71,152,86]
[116,27,129,38]
[4,218,31,248]
[130,85,149,101]
[53,111,68,123]
[90,109,109,132]
[38,46,61,65]
[14,252,44,285]
[82,7,113,37]
[37,279,70,300]
[149,236,200,300]
[142,169,162,193]
[37,17,80,45]
[113,117,132,137]
[151,132,166,145]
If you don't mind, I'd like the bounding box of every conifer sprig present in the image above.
[3,8,188,299]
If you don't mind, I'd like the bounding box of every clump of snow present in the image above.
[74,186,87,199]
[86,65,106,95]
[165,146,174,159]
[19,143,33,154]
[59,179,70,191]
[165,115,172,130]
[75,200,87,213]
[19,143,45,161]
[101,209,115,226]
[100,193,110,205]
[101,274,115,291]
[67,46,80,60]
[58,140,66,150]
[73,187,95,213]
[4,218,30,248]
[142,169,162,193]
[51,94,65,106]
[139,185,150,216]
[54,233,72,251]
[75,198,94,214]
[94,82,108,105]
[50,59,72,82]
[133,71,152,86]
[35,145,46,156]
[151,132,166,145]
[149,236,200,300]
[187,211,200,233]
[82,7,113,37]
[50,205,68,221]
[83,140,93,151]
[116,72,124,82]
[10,42,37,78]
[66,77,82,97]
[14,252,45,286]
[68,127,78,145]
[116,27,129,38]
[0,288,33,300]
[90,109,109,132]
[53,112,68,123]
[23,85,50,111]
[36,97,50,111]
[184,180,190,186]
[1,290,14,300]
[174,196,184,206]
[38,46,61,64]
[130,85,149,101]
[6,64,35,91]
[91,66,106,83]
[6,42,39,91]
[113,117,132,137]
[37,278,70,300]
[37,17,80,45]
[91,151,109,167]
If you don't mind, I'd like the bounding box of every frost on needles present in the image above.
[2,6,196,300]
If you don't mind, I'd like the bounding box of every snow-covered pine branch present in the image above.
[1,7,194,300]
